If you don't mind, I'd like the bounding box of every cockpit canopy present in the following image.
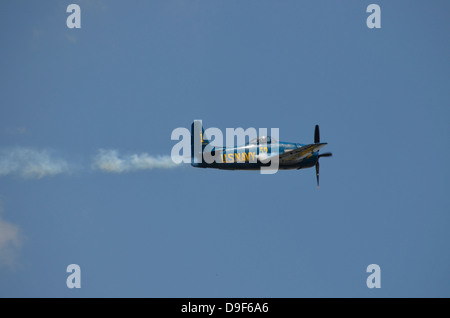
[248,136,277,145]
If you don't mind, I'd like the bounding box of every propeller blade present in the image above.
[319,152,333,158]
[315,161,320,189]
[314,125,320,144]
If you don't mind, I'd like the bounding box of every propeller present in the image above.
[314,125,320,144]
[314,125,332,188]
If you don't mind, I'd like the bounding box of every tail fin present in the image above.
[191,120,208,164]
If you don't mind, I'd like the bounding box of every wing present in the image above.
[278,143,328,163]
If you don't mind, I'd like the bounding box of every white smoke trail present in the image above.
[92,149,180,173]
[0,147,72,179]
[0,147,180,178]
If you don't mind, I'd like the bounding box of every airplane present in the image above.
[190,120,333,188]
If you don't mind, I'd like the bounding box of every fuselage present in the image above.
[192,141,318,170]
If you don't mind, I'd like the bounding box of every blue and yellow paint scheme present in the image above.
[190,120,331,172]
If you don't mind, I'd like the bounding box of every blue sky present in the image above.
[0,0,449,297]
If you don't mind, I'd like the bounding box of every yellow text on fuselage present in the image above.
[222,152,256,163]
